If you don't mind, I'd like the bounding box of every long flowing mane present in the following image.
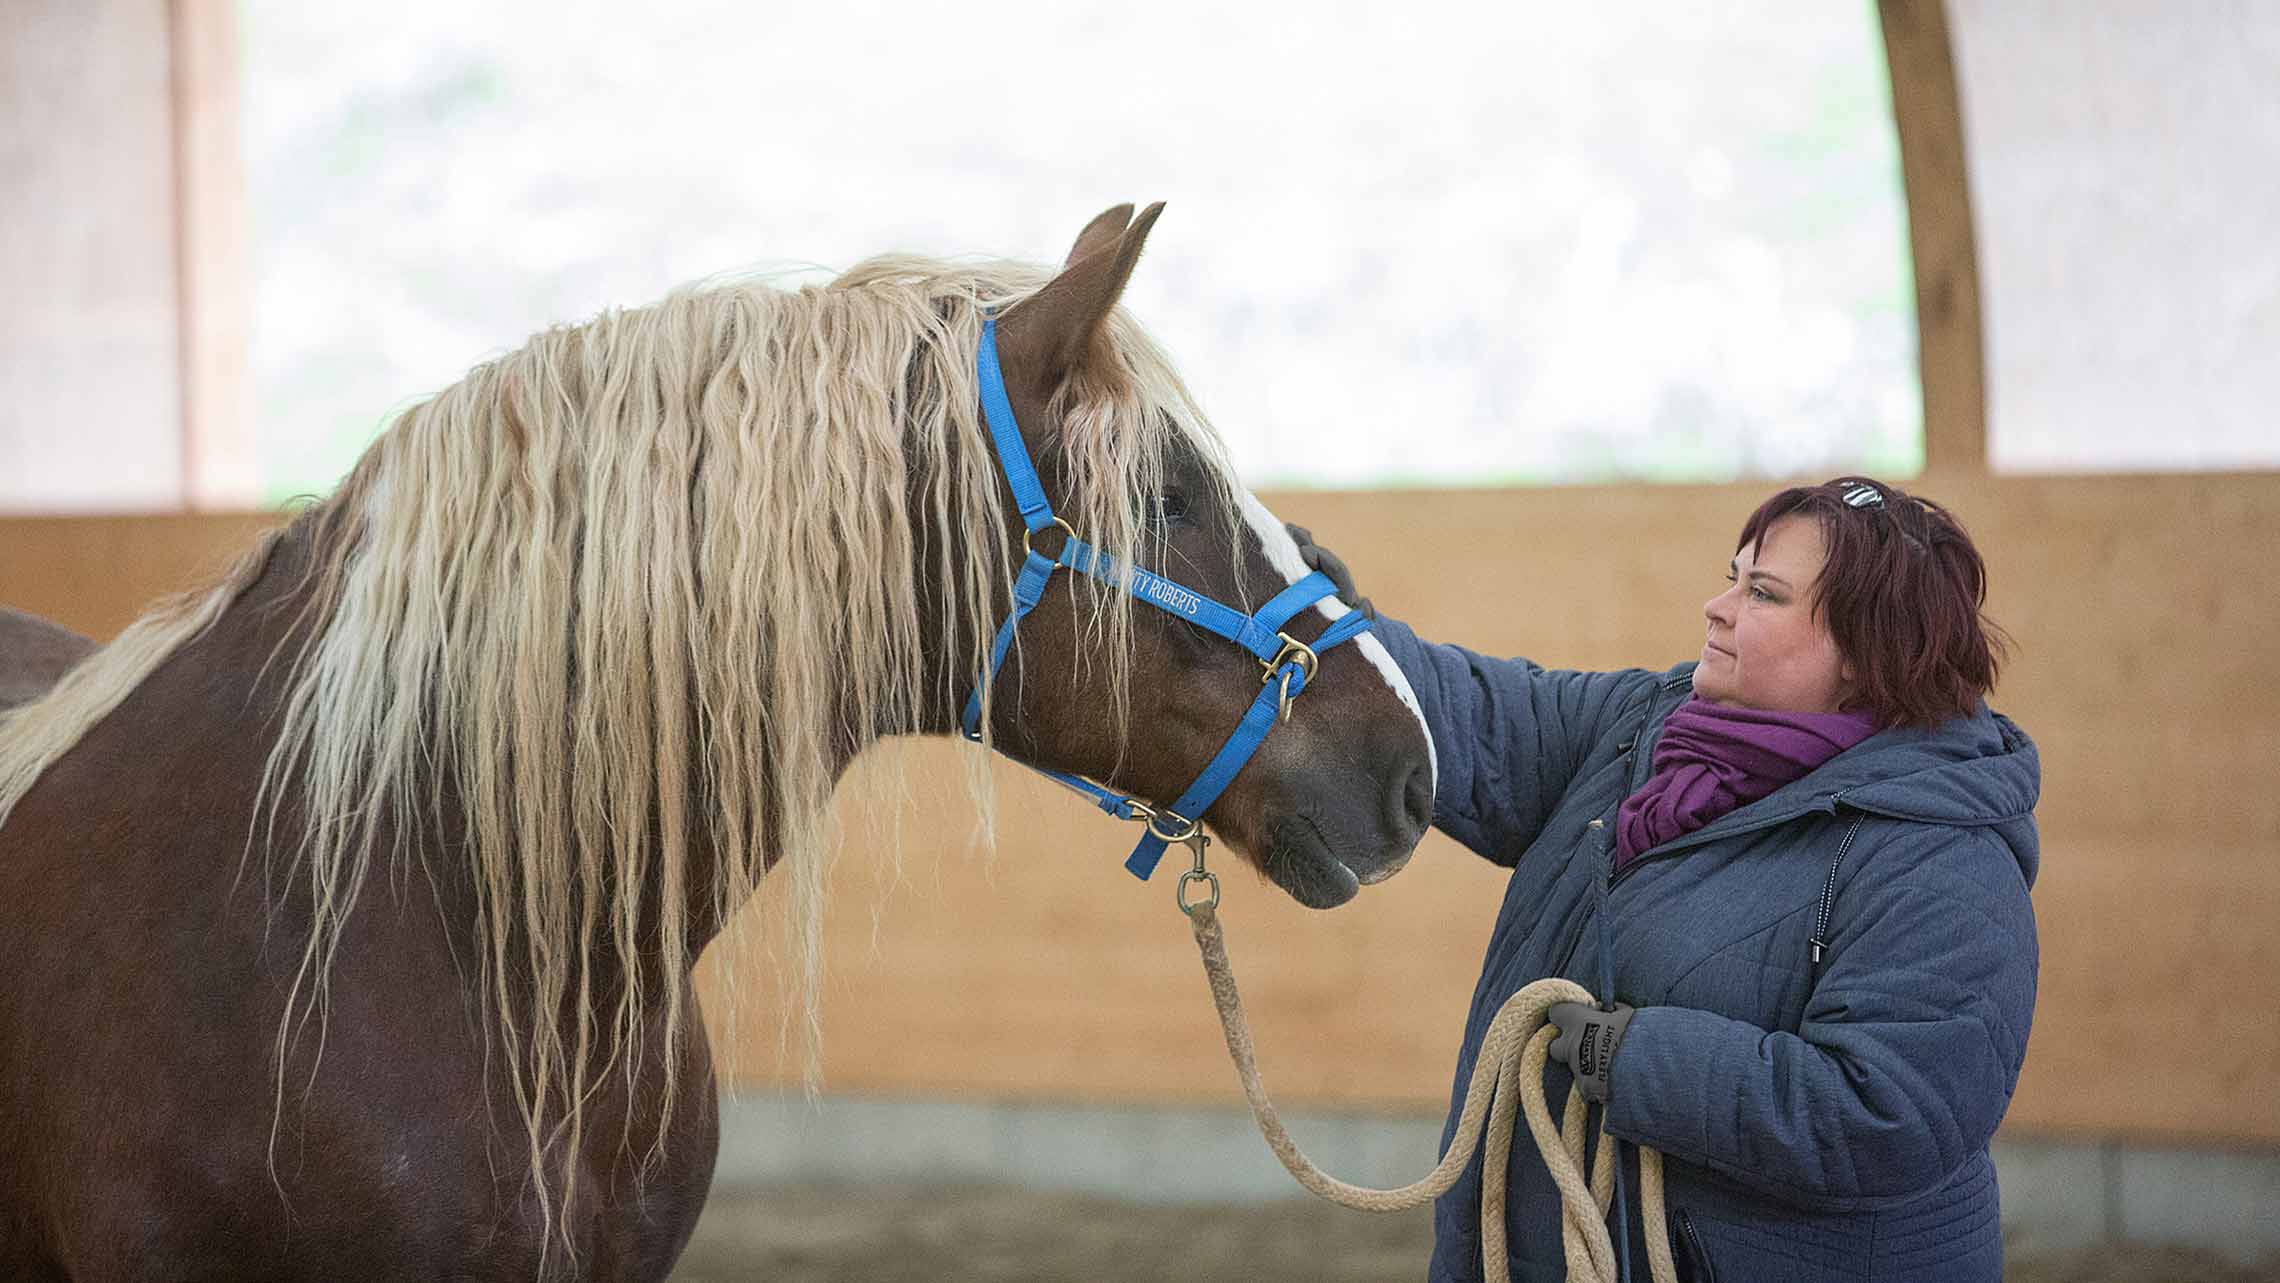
[0,253,1245,1231]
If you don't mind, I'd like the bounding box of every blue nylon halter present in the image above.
[959,317,1373,880]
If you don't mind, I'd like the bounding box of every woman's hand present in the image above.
[1283,523,1373,617]
[1549,1000,1635,1104]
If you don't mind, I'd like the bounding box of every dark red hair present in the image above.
[1736,476,2010,730]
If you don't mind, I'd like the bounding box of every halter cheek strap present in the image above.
[960,317,1372,880]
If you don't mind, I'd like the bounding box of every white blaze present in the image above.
[1234,489,1437,792]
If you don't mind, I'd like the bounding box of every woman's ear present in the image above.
[1836,656,1865,714]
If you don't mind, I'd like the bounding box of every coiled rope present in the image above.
[1185,902,1677,1283]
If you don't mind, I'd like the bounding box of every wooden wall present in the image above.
[6,471,2275,1148]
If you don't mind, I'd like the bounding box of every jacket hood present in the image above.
[1655,665,2042,888]
[1793,704,2037,888]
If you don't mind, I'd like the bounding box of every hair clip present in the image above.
[1842,483,1884,510]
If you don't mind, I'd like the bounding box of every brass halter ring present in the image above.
[1261,632,1319,723]
[1023,516,1078,560]
[1260,632,1320,686]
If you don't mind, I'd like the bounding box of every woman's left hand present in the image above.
[1548,1000,1636,1104]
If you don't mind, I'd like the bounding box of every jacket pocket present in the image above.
[1675,1209,1718,1283]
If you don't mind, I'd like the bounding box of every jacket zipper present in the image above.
[1560,689,1668,978]
[1808,810,1866,969]
[1678,1210,1717,1283]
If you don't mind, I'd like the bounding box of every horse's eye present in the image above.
[1151,490,1190,525]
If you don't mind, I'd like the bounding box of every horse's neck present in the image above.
[156,522,739,969]
[184,496,1000,967]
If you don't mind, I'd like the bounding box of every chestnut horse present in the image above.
[0,205,1434,1280]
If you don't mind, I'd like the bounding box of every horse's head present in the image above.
[972,204,1434,908]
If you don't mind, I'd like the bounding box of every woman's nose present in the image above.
[1704,586,1735,626]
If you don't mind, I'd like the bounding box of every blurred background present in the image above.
[3,0,2276,1278]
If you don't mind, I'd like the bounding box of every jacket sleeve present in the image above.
[1369,616,1660,867]
[1603,826,2039,1212]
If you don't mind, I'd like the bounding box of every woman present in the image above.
[1296,477,2038,1283]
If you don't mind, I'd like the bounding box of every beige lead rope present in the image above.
[1184,901,1678,1283]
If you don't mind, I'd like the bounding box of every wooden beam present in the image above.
[0,0,182,511]
[1878,0,1987,476]
[168,0,255,507]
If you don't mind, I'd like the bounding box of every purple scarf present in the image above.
[1614,698,1878,869]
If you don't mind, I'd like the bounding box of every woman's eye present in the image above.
[1725,572,1773,603]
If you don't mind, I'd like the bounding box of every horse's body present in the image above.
[0,206,1432,1280]
[0,545,720,1281]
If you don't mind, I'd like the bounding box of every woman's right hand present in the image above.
[1283,523,1373,618]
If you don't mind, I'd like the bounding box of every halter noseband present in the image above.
[959,318,1372,885]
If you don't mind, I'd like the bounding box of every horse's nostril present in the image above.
[1402,763,1432,831]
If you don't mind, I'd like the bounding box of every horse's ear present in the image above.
[1000,201,1165,386]
[1064,203,1135,267]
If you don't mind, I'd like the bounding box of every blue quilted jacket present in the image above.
[1374,618,2040,1283]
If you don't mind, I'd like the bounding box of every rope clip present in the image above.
[1175,830,1219,918]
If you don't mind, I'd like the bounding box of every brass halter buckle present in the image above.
[1138,803,1202,846]
[1260,631,1320,724]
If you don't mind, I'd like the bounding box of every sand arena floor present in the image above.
[672,1183,2280,1282]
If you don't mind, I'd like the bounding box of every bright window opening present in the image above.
[242,1,1917,501]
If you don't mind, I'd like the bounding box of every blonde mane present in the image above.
[0,253,1244,1241]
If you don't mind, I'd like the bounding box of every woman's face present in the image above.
[1695,515,1854,714]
